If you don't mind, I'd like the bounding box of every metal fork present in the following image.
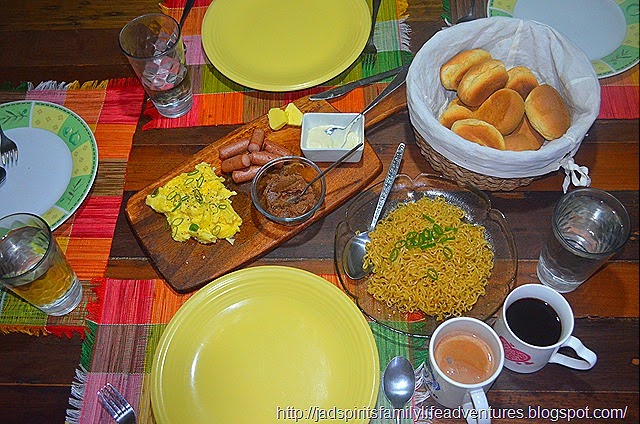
[0,124,18,166]
[97,383,137,424]
[362,0,382,69]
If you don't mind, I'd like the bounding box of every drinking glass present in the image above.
[0,213,82,315]
[119,13,193,118]
[537,188,631,293]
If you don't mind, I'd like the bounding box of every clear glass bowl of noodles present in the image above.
[334,173,517,337]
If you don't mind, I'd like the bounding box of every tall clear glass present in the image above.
[119,13,193,118]
[0,213,82,315]
[537,188,631,293]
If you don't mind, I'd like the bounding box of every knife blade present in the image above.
[309,65,408,101]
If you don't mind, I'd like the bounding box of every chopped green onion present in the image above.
[193,189,203,203]
[443,246,453,260]
[394,240,406,249]
[150,187,159,198]
[427,268,438,280]
[171,218,184,226]
[189,223,199,232]
[219,204,227,209]
[389,248,400,262]
[187,170,199,176]
[184,177,194,185]
[423,215,435,223]
[196,175,205,187]
[171,201,182,212]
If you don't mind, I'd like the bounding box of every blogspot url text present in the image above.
[275,405,629,422]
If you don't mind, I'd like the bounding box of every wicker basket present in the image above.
[414,130,536,191]
[406,18,600,193]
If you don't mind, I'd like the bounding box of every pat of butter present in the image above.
[305,125,359,149]
[268,108,288,130]
[285,103,303,126]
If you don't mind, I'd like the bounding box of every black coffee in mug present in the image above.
[506,297,562,346]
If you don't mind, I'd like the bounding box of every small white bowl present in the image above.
[300,113,364,163]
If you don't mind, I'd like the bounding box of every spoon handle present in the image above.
[294,141,364,200]
[361,64,410,117]
[369,143,405,231]
[179,0,195,28]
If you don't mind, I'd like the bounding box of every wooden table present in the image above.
[0,1,638,422]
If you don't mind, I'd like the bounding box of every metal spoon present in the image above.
[286,141,363,204]
[342,143,405,279]
[383,356,416,424]
[179,0,195,28]
[456,0,477,24]
[0,166,5,186]
[324,64,410,136]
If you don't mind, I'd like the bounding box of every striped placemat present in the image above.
[141,0,413,129]
[66,275,433,424]
[0,79,145,337]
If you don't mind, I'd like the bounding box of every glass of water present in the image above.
[0,213,82,316]
[119,13,193,118]
[537,188,631,293]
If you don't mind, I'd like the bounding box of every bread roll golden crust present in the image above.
[525,84,571,140]
[504,116,544,151]
[439,101,475,128]
[506,66,539,100]
[452,118,506,150]
[475,88,525,135]
[440,49,492,91]
[458,59,509,107]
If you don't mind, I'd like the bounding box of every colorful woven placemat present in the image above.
[142,0,413,129]
[66,275,433,424]
[598,66,639,119]
[0,79,145,337]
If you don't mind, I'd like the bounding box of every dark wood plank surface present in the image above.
[0,0,638,423]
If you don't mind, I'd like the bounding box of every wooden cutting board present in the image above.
[126,96,384,292]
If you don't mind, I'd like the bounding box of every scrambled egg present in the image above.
[146,162,242,244]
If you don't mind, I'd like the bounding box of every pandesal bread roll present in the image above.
[439,101,475,128]
[440,49,492,90]
[475,88,525,135]
[458,59,508,107]
[525,84,571,140]
[452,118,506,150]
[506,66,539,100]
[504,116,544,151]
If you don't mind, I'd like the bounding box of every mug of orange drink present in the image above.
[0,213,82,316]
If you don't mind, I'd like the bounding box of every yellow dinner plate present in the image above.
[151,266,379,424]
[201,0,371,91]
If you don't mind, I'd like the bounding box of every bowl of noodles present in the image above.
[334,173,517,337]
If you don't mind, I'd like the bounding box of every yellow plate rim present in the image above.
[201,0,372,91]
[150,265,380,424]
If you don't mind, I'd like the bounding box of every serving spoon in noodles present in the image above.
[343,143,405,280]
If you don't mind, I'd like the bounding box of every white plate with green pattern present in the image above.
[487,0,639,78]
[0,101,98,230]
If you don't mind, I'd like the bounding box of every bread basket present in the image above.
[407,17,600,191]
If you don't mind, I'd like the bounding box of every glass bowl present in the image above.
[251,156,326,226]
[334,173,517,337]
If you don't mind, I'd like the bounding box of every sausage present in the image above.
[232,165,261,184]
[250,151,281,166]
[218,138,250,160]
[247,128,265,152]
[220,153,251,173]
[263,140,293,157]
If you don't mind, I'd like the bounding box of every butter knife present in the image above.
[310,64,408,101]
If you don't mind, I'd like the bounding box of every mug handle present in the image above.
[548,336,598,370]
[463,388,491,424]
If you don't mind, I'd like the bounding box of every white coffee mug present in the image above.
[493,284,597,373]
[428,317,504,424]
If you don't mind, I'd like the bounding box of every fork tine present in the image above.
[97,390,118,417]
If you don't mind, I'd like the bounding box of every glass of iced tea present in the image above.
[0,213,82,315]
